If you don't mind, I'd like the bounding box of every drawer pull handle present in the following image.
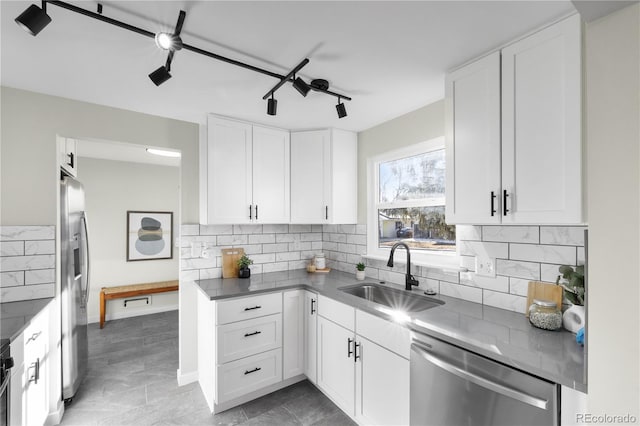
[244,367,261,375]
[310,299,316,315]
[28,359,40,384]
[503,190,509,216]
[244,305,262,311]
[354,341,361,362]
[347,337,354,358]
[244,331,262,337]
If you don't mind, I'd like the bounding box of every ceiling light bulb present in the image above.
[155,32,173,50]
[146,148,181,158]
[15,4,52,36]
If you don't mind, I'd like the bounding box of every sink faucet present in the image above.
[387,242,419,291]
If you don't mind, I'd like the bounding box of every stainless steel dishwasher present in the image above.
[410,332,558,426]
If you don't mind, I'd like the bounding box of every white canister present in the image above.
[315,253,326,270]
[563,305,586,334]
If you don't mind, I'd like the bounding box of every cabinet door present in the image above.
[304,291,318,383]
[501,15,582,224]
[317,316,355,416]
[207,116,253,224]
[252,126,290,223]
[355,336,409,426]
[23,317,49,426]
[282,290,304,380]
[445,52,502,224]
[58,136,77,177]
[290,130,331,224]
[328,129,358,224]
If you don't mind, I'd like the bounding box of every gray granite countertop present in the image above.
[1,297,54,344]
[196,269,586,392]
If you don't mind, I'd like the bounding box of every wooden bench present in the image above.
[99,280,179,329]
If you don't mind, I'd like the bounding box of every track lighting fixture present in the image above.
[149,66,172,86]
[292,76,311,97]
[16,1,353,115]
[15,2,51,36]
[336,97,347,119]
[267,95,278,116]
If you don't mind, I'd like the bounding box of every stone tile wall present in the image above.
[0,226,56,302]
[180,223,586,315]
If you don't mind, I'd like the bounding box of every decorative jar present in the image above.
[528,299,562,331]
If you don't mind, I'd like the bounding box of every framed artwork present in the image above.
[126,211,173,261]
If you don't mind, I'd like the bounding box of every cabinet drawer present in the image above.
[356,309,410,359]
[217,292,282,325]
[217,314,282,364]
[217,348,282,403]
[318,295,354,330]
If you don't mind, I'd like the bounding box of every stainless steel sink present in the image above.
[339,283,444,312]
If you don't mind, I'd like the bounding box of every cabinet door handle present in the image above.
[67,152,74,168]
[26,331,42,344]
[255,205,258,221]
[244,305,262,311]
[244,367,261,375]
[249,205,253,220]
[325,206,329,220]
[244,331,262,337]
[310,299,316,315]
[28,359,40,384]
[354,341,361,363]
[347,337,354,358]
[490,191,497,217]
[503,190,509,216]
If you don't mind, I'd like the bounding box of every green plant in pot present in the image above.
[556,265,585,334]
[237,255,253,279]
[355,262,366,281]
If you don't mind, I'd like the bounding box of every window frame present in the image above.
[366,137,460,268]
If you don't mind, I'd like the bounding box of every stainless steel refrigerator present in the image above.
[60,176,89,403]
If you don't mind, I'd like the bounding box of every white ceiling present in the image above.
[1,1,576,132]
[76,138,181,167]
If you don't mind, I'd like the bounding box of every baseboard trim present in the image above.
[177,369,198,386]
[45,399,64,426]
[88,304,178,324]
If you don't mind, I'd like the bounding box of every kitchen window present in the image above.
[366,137,458,267]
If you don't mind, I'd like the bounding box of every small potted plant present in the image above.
[237,254,253,279]
[355,262,366,281]
[556,265,585,333]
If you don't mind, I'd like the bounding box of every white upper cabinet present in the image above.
[290,129,357,224]
[252,125,290,223]
[445,51,502,224]
[445,15,583,225]
[58,136,78,177]
[501,15,582,224]
[206,115,289,224]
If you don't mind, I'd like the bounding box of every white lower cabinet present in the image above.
[217,349,282,404]
[355,336,409,426]
[10,302,50,426]
[317,316,356,417]
[283,290,305,380]
[303,291,318,383]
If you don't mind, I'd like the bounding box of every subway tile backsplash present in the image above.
[179,223,586,315]
[0,226,56,302]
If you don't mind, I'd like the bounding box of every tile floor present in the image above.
[60,311,355,426]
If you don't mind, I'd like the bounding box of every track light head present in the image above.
[149,66,172,86]
[336,99,347,119]
[15,3,52,36]
[155,32,183,51]
[292,77,310,97]
[267,96,278,116]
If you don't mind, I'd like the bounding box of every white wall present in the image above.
[357,101,444,223]
[0,86,199,225]
[585,3,639,418]
[78,157,180,323]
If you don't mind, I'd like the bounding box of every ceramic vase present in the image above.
[356,270,366,280]
[238,267,251,279]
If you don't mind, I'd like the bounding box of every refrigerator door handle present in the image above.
[81,212,90,307]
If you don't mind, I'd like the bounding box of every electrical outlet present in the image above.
[475,256,496,277]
